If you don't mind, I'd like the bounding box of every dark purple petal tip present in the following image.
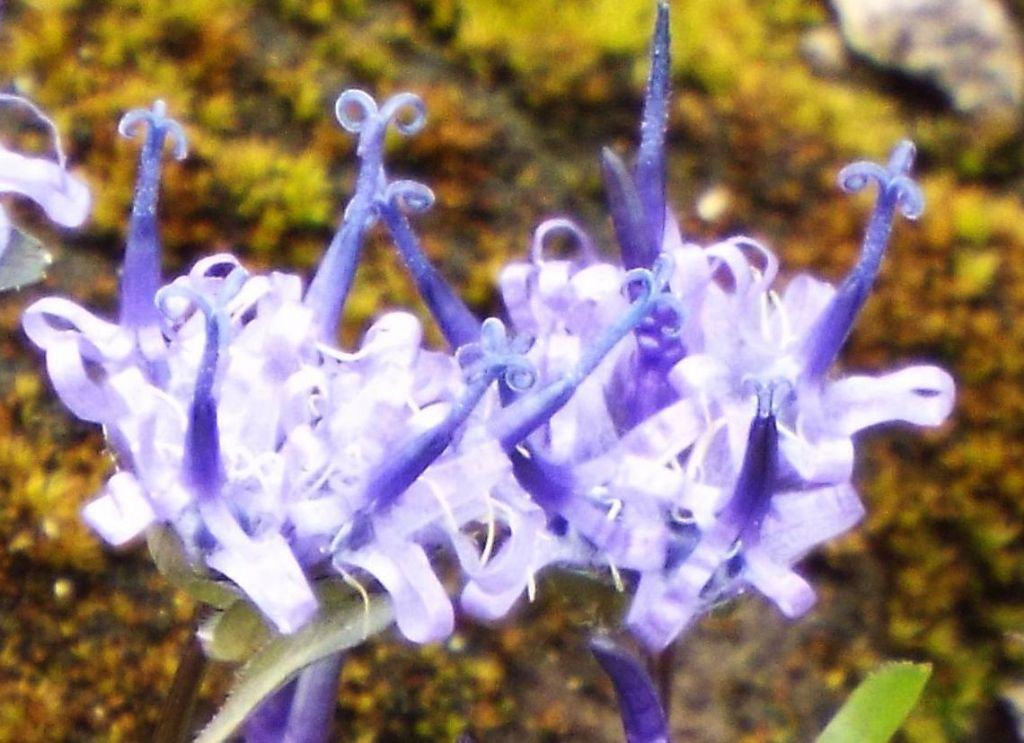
[589,635,670,743]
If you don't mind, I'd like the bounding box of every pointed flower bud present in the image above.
[634,0,671,260]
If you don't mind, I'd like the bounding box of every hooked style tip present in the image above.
[118,100,188,161]
[802,141,924,380]
[307,89,429,340]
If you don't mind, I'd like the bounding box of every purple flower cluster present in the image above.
[22,1,953,660]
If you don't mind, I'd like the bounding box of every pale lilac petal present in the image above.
[81,472,156,546]
[460,578,529,621]
[0,146,91,227]
[779,273,835,339]
[459,523,575,621]
[206,533,318,634]
[617,397,704,459]
[778,432,854,483]
[566,263,628,333]
[742,551,816,618]
[0,206,10,259]
[341,540,454,643]
[22,298,143,421]
[560,497,667,571]
[822,365,956,435]
[625,571,700,652]
[41,336,151,423]
[758,483,864,564]
[704,237,777,295]
[605,455,686,505]
[535,260,574,309]
[455,513,546,619]
[497,262,540,335]
[392,438,511,529]
[23,297,135,360]
[667,353,731,400]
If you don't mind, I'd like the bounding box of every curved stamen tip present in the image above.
[838,140,924,220]
[117,99,189,160]
[889,174,925,220]
[334,88,427,137]
[384,179,435,214]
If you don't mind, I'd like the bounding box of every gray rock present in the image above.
[830,0,1024,117]
[800,26,849,78]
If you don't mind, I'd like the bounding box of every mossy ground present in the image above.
[0,0,1019,740]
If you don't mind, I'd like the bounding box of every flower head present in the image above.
[22,94,525,641]
[480,2,953,650]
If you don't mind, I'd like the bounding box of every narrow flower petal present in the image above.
[821,365,956,435]
[380,187,480,349]
[758,483,865,564]
[81,472,156,546]
[341,540,454,643]
[206,534,318,635]
[0,146,90,228]
[602,147,655,271]
[721,390,778,545]
[742,550,816,618]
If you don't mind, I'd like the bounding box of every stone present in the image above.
[831,0,1024,117]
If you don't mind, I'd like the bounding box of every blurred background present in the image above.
[0,0,1020,740]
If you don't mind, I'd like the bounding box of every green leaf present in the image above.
[194,592,393,743]
[147,526,241,610]
[816,662,932,743]
[198,601,273,664]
